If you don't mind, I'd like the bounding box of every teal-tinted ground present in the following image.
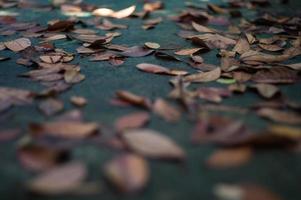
[0,0,301,200]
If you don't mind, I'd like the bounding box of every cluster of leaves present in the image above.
[0,0,300,199]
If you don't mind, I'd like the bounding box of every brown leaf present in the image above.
[4,38,31,52]
[175,48,202,56]
[18,144,69,171]
[252,67,298,84]
[153,98,181,122]
[192,22,216,33]
[115,112,150,132]
[97,19,127,31]
[122,129,185,160]
[115,90,151,109]
[257,108,301,125]
[103,154,149,193]
[30,121,99,139]
[27,162,87,195]
[198,87,231,103]
[233,35,250,55]
[40,55,62,64]
[136,63,170,74]
[47,20,74,32]
[191,34,236,49]
[38,98,64,116]
[240,48,301,63]
[206,147,253,169]
[183,67,221,83]
[0,87,34,112]
[121,46,154,57]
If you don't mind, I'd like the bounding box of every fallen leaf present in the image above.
[175,48,202,56]
[27,162,87,195]
[115,112,150,132]
[206,147,253,169]
[144,42,160,49]
[122,129,185,160]
[136,63,170,74]
[64,69,85,84]
[18,144,69,171]
[103,154,149,193]
[38,98,64,116]
[30,121,99,139]
[183,67,221,83]
[257,108,301,125]
[153,98,181,122]
[115,90,151,109]
[192,22,216,33]
[121,46,154,57]
[92,5,136,19]
[252,67,298,84]
[4,38,31,52]
[251,84,279,98]
[70,96,87,107]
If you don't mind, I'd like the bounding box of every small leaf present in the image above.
[122,129,185,160]
[183,67,221,82]
[104,154,149,193]
[206,147,253,169]
[115,112,150,132]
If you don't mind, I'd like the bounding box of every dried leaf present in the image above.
[64,69,85,84]
[18,144,69,171]
[115,112,150,132]
[251,84,279,98]
[104,154,149,193]
[92,5,136,19]
[252,67,298,84]
[4,38,31,52]
[122,129,185,160]
[136,63,170,74]
[183,67,221,83]
[38,98,64,116]
[115,91,151,109]
[192,22,216,33]
[153,98,181,122]
[30,121,99,139]
[70,96,87,107]
[206,147,253,169]
[27,162,87,195]
[144,42,160,49]
[121,46,153,57]
[175,48,202,56]
[257,108,301,125]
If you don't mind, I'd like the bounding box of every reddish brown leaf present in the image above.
[30,121,99,139]
[206,147,253,169]
[183,67,221,83]
[27,162,87,195]
[104,154,149,193]
[153,98,181,122]
[122,129,186,160]
[115,112,150,132]
[4,38,31,52]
